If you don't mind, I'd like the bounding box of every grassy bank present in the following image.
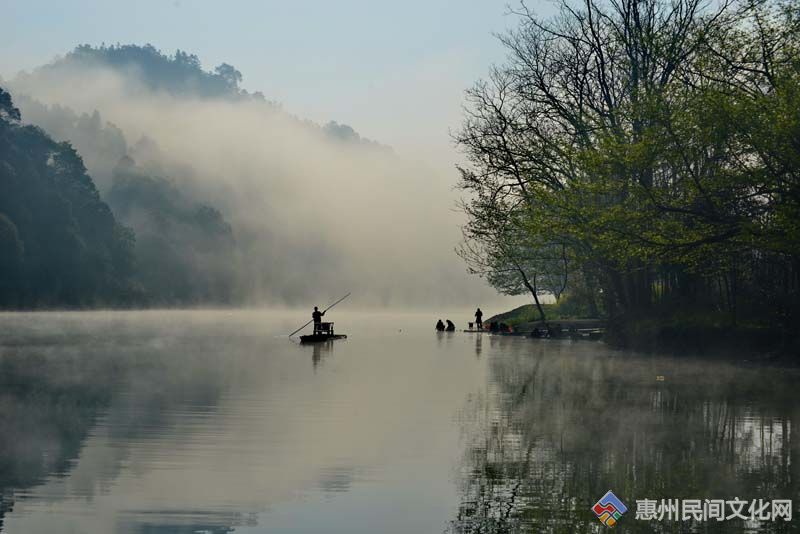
[486,303,598,327]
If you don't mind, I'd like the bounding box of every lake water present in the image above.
[0,310,796,533]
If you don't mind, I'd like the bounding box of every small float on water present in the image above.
[289,292,351,343]
[300,322,347,343]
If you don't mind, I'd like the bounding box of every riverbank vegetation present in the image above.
[457,0,800,351]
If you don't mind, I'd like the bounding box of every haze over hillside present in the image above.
[5,44,516,308]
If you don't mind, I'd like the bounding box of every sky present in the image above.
[0,0,550,161]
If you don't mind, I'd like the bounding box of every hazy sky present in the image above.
[1,1,552,161]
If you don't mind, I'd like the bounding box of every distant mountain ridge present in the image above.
[45,44,264,101]
[107,155,238,303]
[19,44,388,150]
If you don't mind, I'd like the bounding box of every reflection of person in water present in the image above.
[312,342,334,369]
[475,308,483,329]
[436,319,446,331]
[445,320,456,332]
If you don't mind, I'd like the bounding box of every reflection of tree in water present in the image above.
[0,331,238,533]
[0,493,11,532]
[448,341,799,533]
[0,348,119,530]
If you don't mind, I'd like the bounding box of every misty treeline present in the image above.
[0,44,262,306]
[29,43,264,101]
[0,44,402,308]
[3,43,465,309]
[0,86,238,306]
[0,87,136,306]
[457,0,800,344]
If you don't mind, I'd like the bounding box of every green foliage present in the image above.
[486,303,553,326]
[487,297,599,327]
[458,0,800,341]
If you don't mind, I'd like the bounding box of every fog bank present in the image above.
[8,53,524,309]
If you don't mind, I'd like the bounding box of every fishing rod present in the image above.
[288,292,351,337]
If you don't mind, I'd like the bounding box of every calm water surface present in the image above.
[0,310,796,533]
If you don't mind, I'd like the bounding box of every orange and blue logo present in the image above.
[592,490,627,527]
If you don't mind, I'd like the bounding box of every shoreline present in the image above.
[487,303,799,363]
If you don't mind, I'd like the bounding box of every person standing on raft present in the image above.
[474,308,483,329]
[312,306,326,334]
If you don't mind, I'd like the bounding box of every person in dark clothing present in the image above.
[445,319,456,332]
[312,306,325,333]
[435,319,446,331]
[474,308,483,329]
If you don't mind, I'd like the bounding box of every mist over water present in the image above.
[0,310,485,534]
[6,57,515,309]
[0,310,796,533]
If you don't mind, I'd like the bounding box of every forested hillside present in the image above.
[107,156,238,303]
[0,87,137,307]
[13,96,128,191]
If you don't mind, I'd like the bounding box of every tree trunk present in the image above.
[517,267,547,324]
